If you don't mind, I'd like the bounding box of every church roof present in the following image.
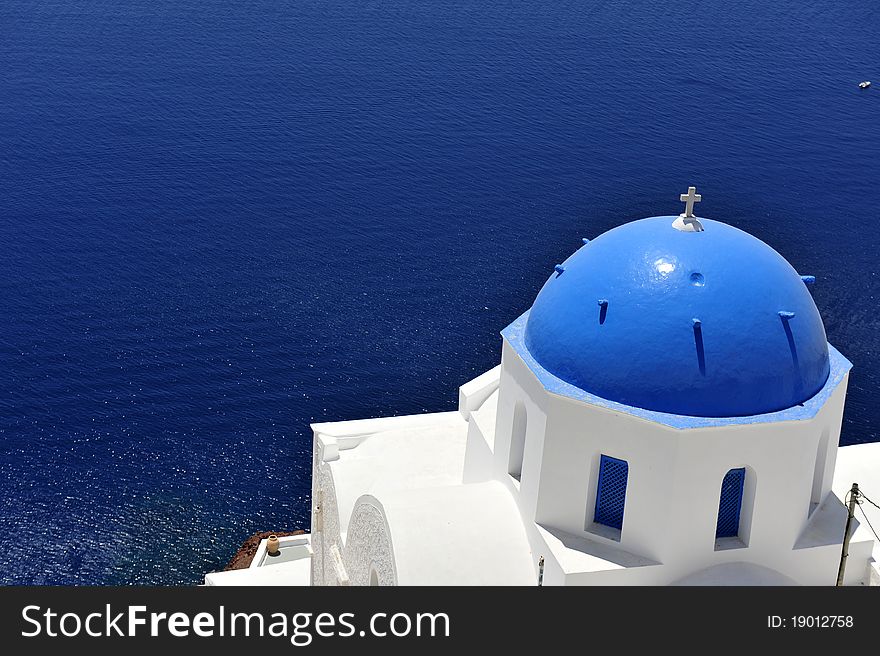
[519,215,832,418]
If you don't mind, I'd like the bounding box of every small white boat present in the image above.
[859,81,871,89]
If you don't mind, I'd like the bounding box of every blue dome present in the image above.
[523,216,830,417]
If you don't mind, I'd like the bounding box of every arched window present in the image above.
[716,468,746,538]
[594,455,628,530]
[369,568,379,586]
[508,401,527,481]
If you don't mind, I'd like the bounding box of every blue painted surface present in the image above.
[594,455,628,531]
[0,0,877,585]
[716,468,746,539]
[503,313,851,430]
[524,217,832,417]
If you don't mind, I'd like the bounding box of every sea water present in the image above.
[0,0,877,584]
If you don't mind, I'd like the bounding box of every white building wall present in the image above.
[310,454,342,586]
[656,388,847,585]
[536,395,679,563]
[306,341,862,586]
[490,341,549,524]
[481,343,854,585]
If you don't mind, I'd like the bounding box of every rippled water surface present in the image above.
[0,1,878,583]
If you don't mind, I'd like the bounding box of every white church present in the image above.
[206,189,880,586]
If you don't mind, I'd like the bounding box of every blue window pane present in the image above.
[594,455,628,530]
[716,468,746,538]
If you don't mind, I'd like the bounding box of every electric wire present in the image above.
[856,503,880,544]
[858,491,880,511]
[854,487,880,543]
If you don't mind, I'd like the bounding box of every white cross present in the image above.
[680,186,702,217]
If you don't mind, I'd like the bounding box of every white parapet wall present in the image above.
[458,365,501,421]
[203,535,313,586]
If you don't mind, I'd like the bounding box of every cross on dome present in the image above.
[672,186,704,232]
[680,186,702,217]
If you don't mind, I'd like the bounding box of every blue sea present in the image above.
[0,1,877,584]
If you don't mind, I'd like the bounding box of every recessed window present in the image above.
[508,401,527,481]
[594,455,628,530]
[809,431,830,516]
[716,468,746,538]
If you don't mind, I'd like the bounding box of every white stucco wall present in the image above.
[305,339,876,586]
[465,341,869,586]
